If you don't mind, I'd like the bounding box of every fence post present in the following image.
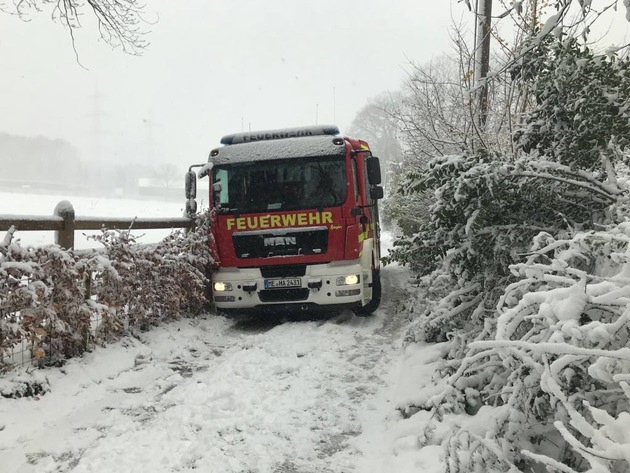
[54,200,75,249]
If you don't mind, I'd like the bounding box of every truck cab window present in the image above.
[213,154,346,214]
[214,169,229,206]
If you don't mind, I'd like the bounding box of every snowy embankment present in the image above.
[0,245,445,472]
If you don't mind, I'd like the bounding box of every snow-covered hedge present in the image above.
[407,225,630,472]
[388,150,630,470]
[513,36,630,175]
[0,213,213,373]
[391,151,621,347]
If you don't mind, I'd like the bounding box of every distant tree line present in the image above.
[0,132,185,198]
[0,132,83,190]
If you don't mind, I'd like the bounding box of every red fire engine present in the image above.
[186,125,383,316]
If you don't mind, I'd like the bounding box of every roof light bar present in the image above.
[220,125,340,145]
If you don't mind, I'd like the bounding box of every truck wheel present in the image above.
[353,269,381,317]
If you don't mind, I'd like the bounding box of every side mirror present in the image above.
[367,157,382,185]
[370,185,384,200]
[185,198,197,217]
[185,171,197,199]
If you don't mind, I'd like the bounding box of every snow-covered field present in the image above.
[0,191,190,249]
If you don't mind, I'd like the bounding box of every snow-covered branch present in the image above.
[8,0,149,54]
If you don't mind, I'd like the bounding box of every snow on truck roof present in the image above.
[209,125,346,165]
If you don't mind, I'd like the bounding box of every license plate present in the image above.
[264,278,301,289]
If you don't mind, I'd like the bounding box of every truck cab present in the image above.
[187,125,383,316]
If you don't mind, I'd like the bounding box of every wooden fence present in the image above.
[0,200,194,249]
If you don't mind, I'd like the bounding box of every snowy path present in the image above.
[0,265,413,473]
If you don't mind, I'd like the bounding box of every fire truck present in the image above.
[185,125,383,316]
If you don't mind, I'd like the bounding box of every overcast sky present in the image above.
[0,0,460,169]
[2,1,629,173]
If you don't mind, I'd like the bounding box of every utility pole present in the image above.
[475,0,493,130]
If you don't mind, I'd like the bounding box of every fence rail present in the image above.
[0,200,194,249]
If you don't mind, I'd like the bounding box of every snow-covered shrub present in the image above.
[431,225,630,472]
[0,227,93,367]
[89,211,212,336]
[513,35,630,175]
[1,227,51,365]
[389,150,621,344]
[0,212,213,373]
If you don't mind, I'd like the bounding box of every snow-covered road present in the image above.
[0,264,418,473]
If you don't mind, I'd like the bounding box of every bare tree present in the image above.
[392,51,486,163]
[2,0,149,54]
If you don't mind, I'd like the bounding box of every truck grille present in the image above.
[260,265,306,278]
[259,288,310,302]
[233,227,328,259]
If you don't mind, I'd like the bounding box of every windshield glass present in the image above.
[213,155,347,214]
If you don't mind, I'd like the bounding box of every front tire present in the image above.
[353,269,381,317]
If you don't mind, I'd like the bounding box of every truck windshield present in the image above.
[213,155,347,214]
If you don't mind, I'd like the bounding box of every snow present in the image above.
[0,280,434,472]
[53,199,75,217]
[198,161,213,178]
[210,135,346,165]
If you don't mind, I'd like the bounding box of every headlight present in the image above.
[213,281,233,292]
[336,274,360,286]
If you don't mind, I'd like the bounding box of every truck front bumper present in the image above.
[211,261,367,311]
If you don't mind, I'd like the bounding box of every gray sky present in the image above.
[0,0,458,169]
[3,1,628,172]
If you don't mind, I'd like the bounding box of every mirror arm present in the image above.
[188,163,205,172]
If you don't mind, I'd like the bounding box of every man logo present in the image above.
[264,236,297,247]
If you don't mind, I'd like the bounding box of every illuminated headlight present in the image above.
[213,282,233,292]
[336,274,360,286]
